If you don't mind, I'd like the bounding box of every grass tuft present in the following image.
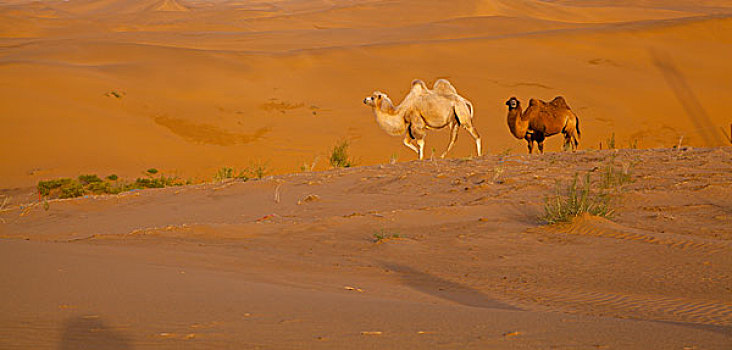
[606,132,616,149]
[372,229,401,243]
[38,169,184,200]
[214,167,236,182]
[542,172,614,224]
[329,140,354,168]
[78,174,102,185]
[247,160,269,179]
[600,156,635,189]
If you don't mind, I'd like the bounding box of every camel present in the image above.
[363,79,481,160]
[505,96,580,154]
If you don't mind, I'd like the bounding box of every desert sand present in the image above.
[0,0,731,348]
[1,0,731,187]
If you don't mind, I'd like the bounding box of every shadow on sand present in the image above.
[650,48,724,146]
[59,316,131,350]
[381,262,521,311]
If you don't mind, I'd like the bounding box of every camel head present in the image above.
[363,91,389,108]
[506,96,521,110]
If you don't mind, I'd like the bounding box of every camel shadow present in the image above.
[59,316,131,350]
[380,261,521,311]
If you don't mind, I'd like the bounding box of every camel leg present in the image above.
[524,134,533,154]
[562,122,580,152]
[417,139,425,160]
[534,133,546,154]
[441,122,459,158]
[570,128,580,151]
[402,134,419,155]
[409,123,427,160]
[460,122,482,157]
[563,133,572,152]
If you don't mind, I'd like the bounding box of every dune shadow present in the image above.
[380,261,521,311]
[650,48,724,146]
[59,316,132,350]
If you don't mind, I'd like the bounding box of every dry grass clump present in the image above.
[330,140,354,168]
[542,172,614,224]
[372,229,401,243]
[214,161,270,182]
[543,153,636,224]
[38,169,185,199]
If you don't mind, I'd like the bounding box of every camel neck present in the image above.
[507,106,529,139]
[373,103,406,136]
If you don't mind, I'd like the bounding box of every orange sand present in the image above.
[1,0,731,188]
[0,1,731,348]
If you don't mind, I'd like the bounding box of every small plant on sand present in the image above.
[214,167,235,182]
[78,174,103,185]
[247,160,270,179]
[600,157,635,189]
[329,140,354,168]
[38,168,183,200]
[38,178,75,197]
[390,152,399,165]
[59,181,85,199]
[372,229,401,243]
[299,156,320,173]
[605,132,616,150]
[131,174,182,189]
[214,165,255,182]
[146,168,159,176]
[542,172,614,224]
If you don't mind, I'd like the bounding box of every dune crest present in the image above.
[149,0,189,12]
[0,0,730,189]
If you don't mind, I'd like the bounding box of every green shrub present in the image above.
[373,229,401,243]
[78,174,103,185]
[600,160,634,189]
[329,140,354,168]
[606,132,616,149]
[542,172,614,224]
[214,167,235,182]
[38,168,182,199]
[38,178,74,196]
[86,181,111,194]
[247,160,269,179]
[59,182,85,199]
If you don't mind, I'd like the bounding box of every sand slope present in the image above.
[1,148,731,348]
[0,0,731,188]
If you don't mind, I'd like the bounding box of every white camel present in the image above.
[363,79,481,160]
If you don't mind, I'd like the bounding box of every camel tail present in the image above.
[466,100,474,118]
[575,114,581,138]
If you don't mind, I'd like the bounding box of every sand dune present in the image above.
[1,0,730,189]
[0,3,731,346]
[1,148,730,348]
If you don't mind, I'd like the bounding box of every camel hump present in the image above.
[433,79,457,95]
[411,79,427,88]
[409,79,428,95]
[550,96,570,109]
[528,98,543,107]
